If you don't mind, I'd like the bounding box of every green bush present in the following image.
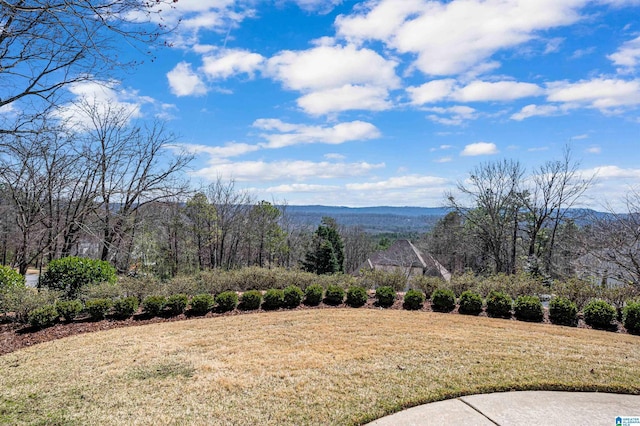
[402,289,425,310]
[3,287,58,324]
[552,278,598,310]
[458,290,483,316]
[239,290,262,311]
[165,294,189,316]
[431,288,456,313]
[447,272,477,297]
[357,269,407,292]
[486,291,512,318]
[112,296,139,319]
[190,294,214,315]
[324,285,345,306]
[41,257,116,300]
[214,291,238,313]
[375,286,396,308]
[79,281,123,301]
[28,304,58,328]
[0,265,25,291]
[283,285,303,309]
[514,295,544,322]
[623,301,640,335]
[304,284,324,306]
[262,288,285,310]
[85,298,113,320]
[549,296,578,327]
[56,299,83,322]
[346,286,368,308]
[142,295,166,316]
[583,299,617,329]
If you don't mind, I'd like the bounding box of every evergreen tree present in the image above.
[303,217,344,274]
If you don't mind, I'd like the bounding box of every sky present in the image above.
[49,0,640,208]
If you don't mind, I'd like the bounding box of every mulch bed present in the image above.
[0,298,630,357]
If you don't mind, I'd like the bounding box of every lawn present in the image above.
[1,309,639,425]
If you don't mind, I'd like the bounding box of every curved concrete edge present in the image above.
[366,391,640,426]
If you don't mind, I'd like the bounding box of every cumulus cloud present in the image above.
[546,78,640,110]
[426,105,478,125]
[253,119,381,148]
[297,85,392,115]
[266,183,341,193]
[510,104,564,120]
[608,35,640,72]
[177,142,260,158]
[201,49,265,79]
[461,142,499,156]
[346,175,449,191]
[167,62,208,97]
[452,80,543,102]
[407,79,456,104]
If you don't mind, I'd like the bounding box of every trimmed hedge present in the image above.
[458,290,483,316]
[55,299,83,322]
[324,285,345,306]
[239,290,262,311]
[375,286,396,308]
[402,289,425,310]
[165,294,189,316]
[549,296,578,327]
[262,288,285,310]
[214,291,238,313]
[28,304,58,328]
[283,285,303,309]
[514,295,544,322]
[190,294,214,315]
[583,299,616,329]
[304,284,324,306]
[486,291,512,318]
[431,288,456,313]
[346,286,368,308]
[85,298,113,320]
[41,256,116,300]
[113,296,139,319]
[142,295,166,316]
[623,301,640,335]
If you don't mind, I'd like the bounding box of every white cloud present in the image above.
[426,105,477,125]
[167,62,208,97]
[434,156,453,163]
[290,0,343,13]
[324,153,346,160]
[192,159,385,181]
[266,183,341,193]
[452,80,543,102]
[178,142,260,158]
[407,79,456,104]
[586,145,602,154]
[346,175,449,191]
[461,142,499,156]
[336,0,585,76]
[253,119,381,148]
[297,84,392,115]
[201,49,265,80]
[546,78,640,110]
[608,35,640,72]
[266,44,399,91]
[510,104,563,120]
[583,165,640,179]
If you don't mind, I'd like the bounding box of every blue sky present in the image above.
[53,1,640,207]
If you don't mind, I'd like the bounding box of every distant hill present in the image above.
[282,205,451,234]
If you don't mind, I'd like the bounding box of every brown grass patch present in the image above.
[1,309,639,425]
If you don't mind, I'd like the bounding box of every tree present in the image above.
[247,201,287,268]
[185,192,217,270]
[0,0,177,133]
[302,217,344,275]
[448,160,524,274]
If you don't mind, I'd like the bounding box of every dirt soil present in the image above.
[0,298,628,357]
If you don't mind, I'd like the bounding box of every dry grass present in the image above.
[1,309,639,425]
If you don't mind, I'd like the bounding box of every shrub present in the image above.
[283,285,304,309]
[402,289,425,310]
[552,278,598,310]
[142,295,166,316]
[486,291,512,318]
[304,284,324,306]
[0,265,25,291]
[85,298,113,320]
[79,281,123,301]
[409,276,442,298]
[113,296,139,319]
[239,290,262,311]
[119,275,163,301]
[357,269,407,292]
[458,290,483,316]
[28,304,58,328]
[346,286,368,308]
[262,288,285,310]
[214,291,238,313]
[431,288,456,313]
[514,295,544,322]
[447,272,477,297]
[324,285,345,306]
[583,299,617,329]
[56,299,83,322]
[41,256,116,300]
[165,294,189,316]
[549,296,578,327]
[3,288,58,324]
[190,294,214,315]
[623,301,640,335]
[375,286,396,308]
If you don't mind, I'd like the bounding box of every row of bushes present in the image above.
[24,284,640,335]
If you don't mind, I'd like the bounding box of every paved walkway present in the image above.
[366,391,640,426]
